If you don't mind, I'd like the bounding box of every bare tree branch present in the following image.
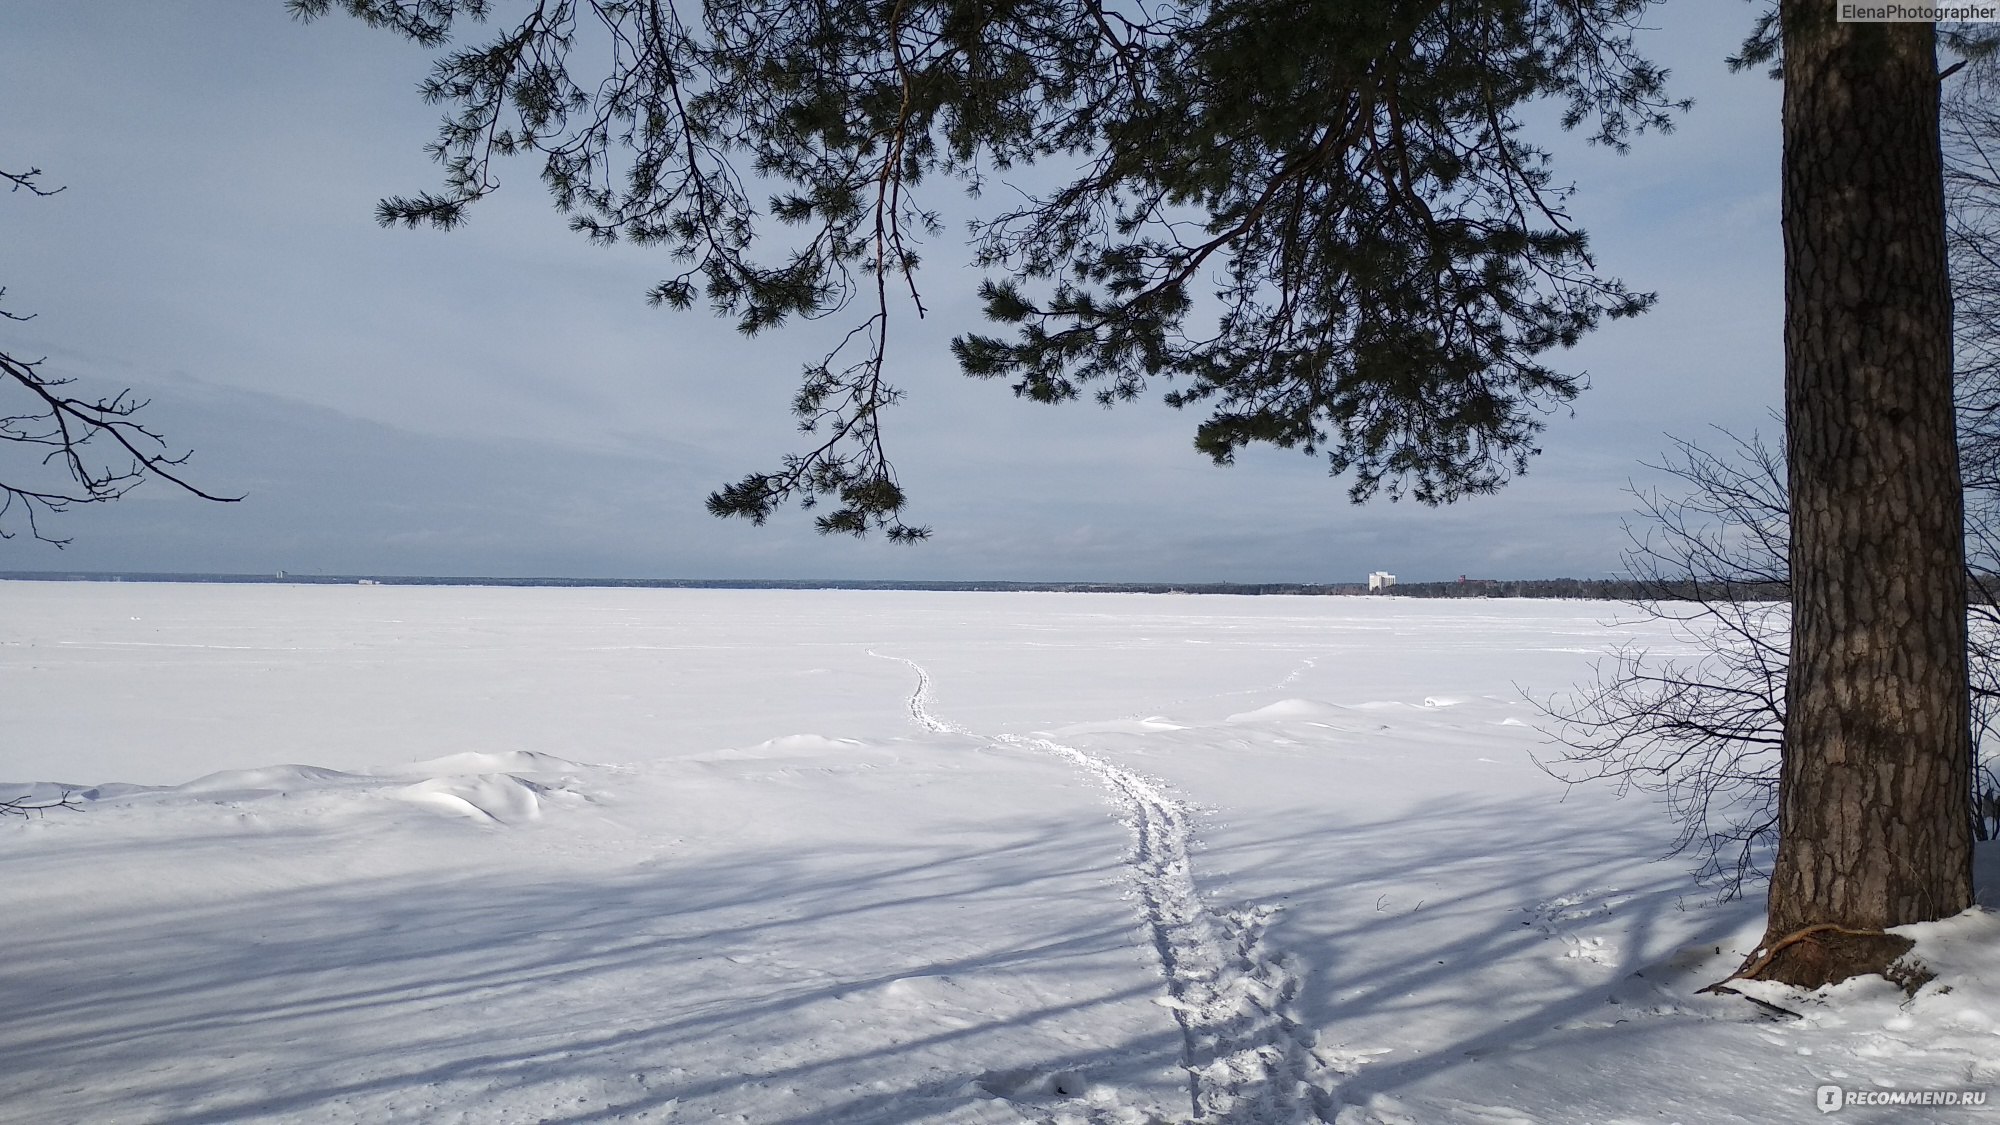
[2,164,237,545]
[0,789,79,818]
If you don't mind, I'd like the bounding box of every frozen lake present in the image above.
[3,583,1994,1124]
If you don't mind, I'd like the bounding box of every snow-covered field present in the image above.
[3,582,1996,1124]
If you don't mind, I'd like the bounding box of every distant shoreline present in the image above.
[0,570,1787,601]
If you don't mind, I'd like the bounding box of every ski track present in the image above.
[874,650,969,735]
[871,651,1346,1123]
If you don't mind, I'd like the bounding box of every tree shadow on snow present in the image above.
[2,814,1187,1125]
[1184,790,1793,1116]
[5,790,1814,1125]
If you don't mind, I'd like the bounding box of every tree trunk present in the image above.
[1763,6,1974,984]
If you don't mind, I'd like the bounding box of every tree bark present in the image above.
[1765,6,1974,973]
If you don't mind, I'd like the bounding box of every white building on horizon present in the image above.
[1368,571,1397,591]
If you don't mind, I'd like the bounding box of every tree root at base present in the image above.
[1699,923,1919,996]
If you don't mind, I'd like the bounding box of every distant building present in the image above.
[1368,571,1397,591]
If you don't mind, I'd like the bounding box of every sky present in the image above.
[0,1,1785,583]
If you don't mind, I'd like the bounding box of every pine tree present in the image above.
[291,0,1678,536]
[1755,6,1972,985]
[297,0,1981,986]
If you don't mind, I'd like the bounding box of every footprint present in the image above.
[1561,935,1614,965]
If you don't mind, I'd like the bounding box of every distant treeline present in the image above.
[0,570,1804,600]
[1369,578,1793,601]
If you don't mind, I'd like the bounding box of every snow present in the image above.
[2,581,1996,1124]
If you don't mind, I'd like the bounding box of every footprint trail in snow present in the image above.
[872,651,1349,1123]
[875,651,969,735]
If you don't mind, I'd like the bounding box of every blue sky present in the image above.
[1,1,1784,582]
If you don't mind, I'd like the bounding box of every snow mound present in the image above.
[1891,907,2000,1050]
[691,735,900,780]
[1421,696,1464,708]
[393,774,550,824]
[876,973,977,1010]
[1894,902,2000,963]
[0,781,74,804]
[400,750,582,776]
[175,764,366,795]
[744,734,867,754]
[1041,716,1188,736]
[1225,698,1354,723]
[1,779,165,804]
